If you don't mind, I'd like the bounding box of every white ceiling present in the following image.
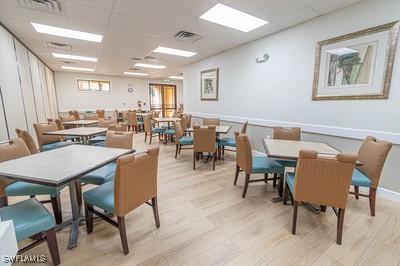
[0,0,362,78]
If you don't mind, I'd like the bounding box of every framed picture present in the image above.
[201,68,219,101]
[312,21,399,100]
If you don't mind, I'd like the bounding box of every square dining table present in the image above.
[152,117,181,128]
[44,127,107,145]
[62,119,98,127]
[0,145,134,249]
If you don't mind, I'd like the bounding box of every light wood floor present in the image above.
[12,133,400,266]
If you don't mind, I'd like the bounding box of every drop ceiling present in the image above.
[0,0,362,78]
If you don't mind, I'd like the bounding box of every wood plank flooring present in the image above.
[11,133,400,266]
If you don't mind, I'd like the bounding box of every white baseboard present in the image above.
[189,111,400,145]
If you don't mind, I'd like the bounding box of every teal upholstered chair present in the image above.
[84,148,160,255]
[144,116,165,144]
[80,131,134,186]
[234,132,284,198]
[218,121,248,159]
[350,136,392,216]
[0,198,60,265]
[174,121,193,158]
[0,138,64,224]
[34,122,71,151]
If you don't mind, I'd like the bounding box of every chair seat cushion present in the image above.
[286,172,295,193]
[152,128,165,133]
[352,169,372,187]
[252,156,285,174]
[42,141,71,151]
[178,136,193,145]
[80,163,116,185]
[276,160,297,168]
[218,137,236,147]
[91,141,105,147]
[0,198,54,241]
[6,182,64,197]
[83,182,114,214]
[88,135,106,144]
[164,129,175,135]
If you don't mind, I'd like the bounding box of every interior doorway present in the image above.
[149,83,177,117]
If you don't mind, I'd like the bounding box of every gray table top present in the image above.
[185,125,232,134]
[0,145,134,187]
[62,120,98,126]
[43,127,107,137]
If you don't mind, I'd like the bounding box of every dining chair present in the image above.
[83,148,160,255]
[186,114,192,136]
[59,115,76,129]
[69,110,80,120]
[193,126,217,170]
[350,136,392,216]
[283,150,357,245]
[87,118,118,145]
[218,121,248,160]
[203,118,220,126]
[96,109,105,119]
[15,128,39,154]
[0,198,61,265]
[174,121,193,158]
[108,123,128,132]
[126,111,143,133]
[273,127,301,141]
[84,113,98,120]
[144,116,164,144]
[33,122,71,151]
[235,132,285,198]
[0,138,64,224]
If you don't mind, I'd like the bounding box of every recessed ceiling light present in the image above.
[32,23,103,43]
[61,66,94,72]
[123,72,148,76]
[135,63,166,69]
[169,76,184,80]
[53,53,97,62]
[200,3,268,32]
[153,47,197,57]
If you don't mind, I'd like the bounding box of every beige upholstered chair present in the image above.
[126,111,141,133]
[108,123,128,132]
[273,127,301,141]
[218,121,248,159]
[203,118,220,126]
[69,110,80,120]
[284,150,357,245]
[84,148,160,255]
[96,109,105,119]
[60,115,76,129]
[193,126,217,170]
[33,122,66,151]
[144,116,164,144]
[15,129,39,154]
[84,113,98,120]
[105,131,134,149]
[350,136,392,216]
[98,118,117,129]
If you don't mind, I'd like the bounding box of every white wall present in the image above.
[55,72,183,112]
[183,0,400,193]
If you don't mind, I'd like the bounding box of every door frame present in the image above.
[149,83,177,117]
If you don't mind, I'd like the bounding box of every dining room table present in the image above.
[62,119,98,127]
[44,127,107,145]
[0,144,134,249]
[152,117,181,129]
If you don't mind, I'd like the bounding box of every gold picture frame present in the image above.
[312,21,400,100]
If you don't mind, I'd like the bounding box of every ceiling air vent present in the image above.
[131,57,142,61]
[129,67,141,71]
[144,56,161,62]
[60,61,76,64]
[45,41,73,51]
[16,0,63,14]
[174,31,201,43]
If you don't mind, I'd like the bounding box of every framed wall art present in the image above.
[200,68,219,101]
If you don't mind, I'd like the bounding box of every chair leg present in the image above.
[222,146,225,160]
[273,173,278,188]
[145,132,147,143]
[178,144,182,154]
[337,208,345,245]
[212,152,216,171]
[369,187,377,216]
[150,134,152,144]
[84,203,93,234]
[264,173,268,184]
[50,196,62,225]
[151,197,160,228]
[234,165,240,185]
[45,228,60,266]
[175,144,179,159]
[283,182,289,205]
[354,186,359,199]
[193,152,196,170]
[0,196,8,207]
[278,173,284,197]
[292,200,299,234]
[242,174,250,198]
[117,216,129,255]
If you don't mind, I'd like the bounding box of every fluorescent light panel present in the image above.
[53,53,97,62]
[124,72,148,76]
[135,63,166,69]
[153,47,196,57]
[31,23,103,43]
[61,66,94,72]
[200,3,268,32]
[169,76,184,80]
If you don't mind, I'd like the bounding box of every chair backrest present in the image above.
[69,110,80,120]
[84,113,98,120]
[98,118,117,129]
[105,131,134,149]
[33,122,62,149]
[273,127,301,141]
[144,116,153,133]
[180,115,188,130]
[187,114,192,128]
[193,126,216,153]
[293,150,357,209]
[235,132,253,174]
[356,136,392,188]
[15,129,39,154]
[60,115,75,122]
[96,109,105,118]
[126,112,138,126]
[241,121,248,134]
[54,119,64,130]
[174,121,184,144]
[114,148,160,216]
[203,118,220,126]
[108,123,128,132]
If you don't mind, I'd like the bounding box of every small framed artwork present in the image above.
[312,21,399,100]
[201,68,219,101]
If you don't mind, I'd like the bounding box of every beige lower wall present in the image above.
[191,116,399,194]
